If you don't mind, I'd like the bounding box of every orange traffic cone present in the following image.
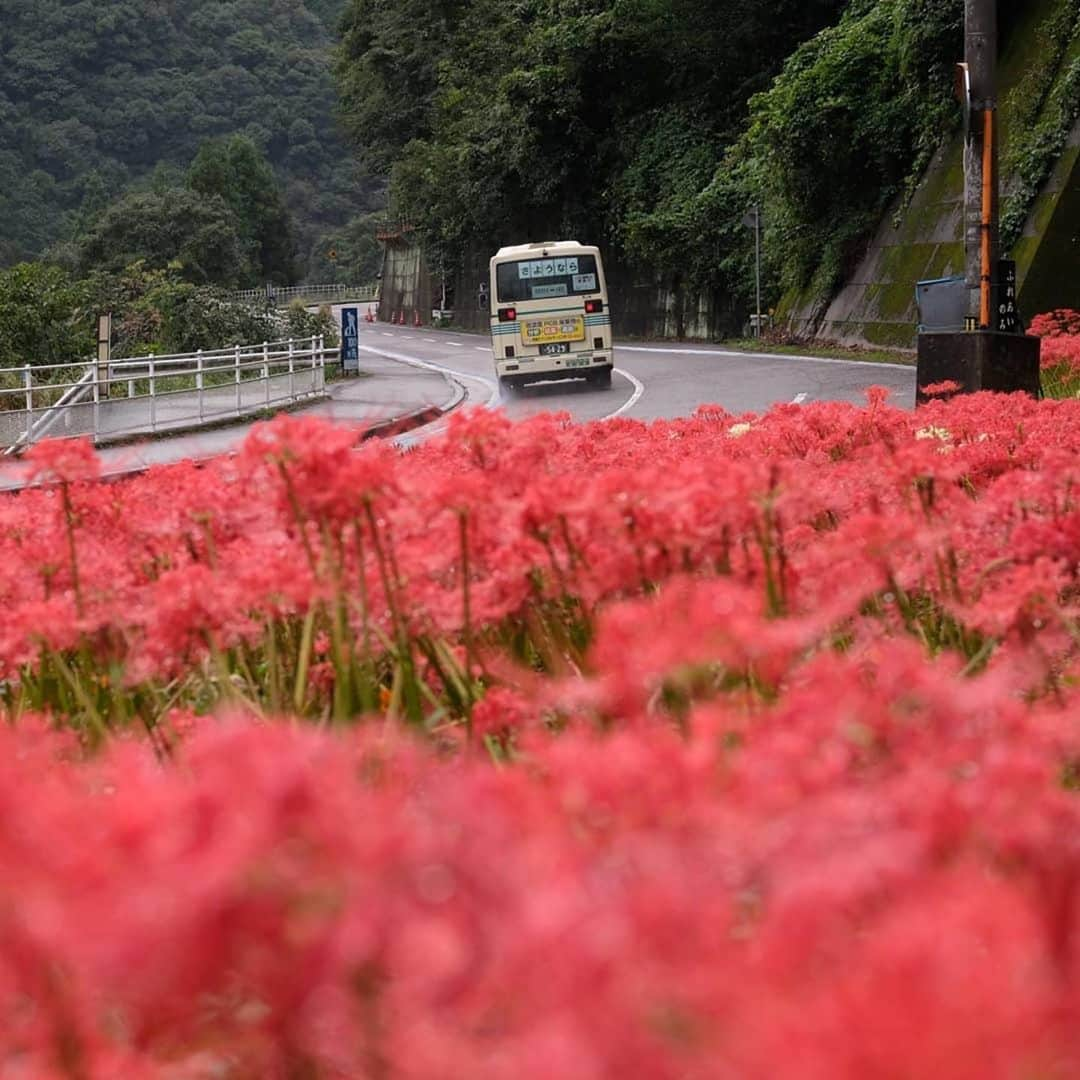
[397,310,404,326]
[413,309,422,328]
[365,306,374,323]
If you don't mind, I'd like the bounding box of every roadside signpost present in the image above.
[996,259,1019,334]
[97,313,112,399]
[914,0,1039,402]
[341,307,359,375]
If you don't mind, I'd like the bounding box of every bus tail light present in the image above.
[498,307,517,322]
[585,299,604,314]
[594,337,604,349]
[505,346,516,358]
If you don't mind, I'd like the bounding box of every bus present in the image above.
[488,241,613,392]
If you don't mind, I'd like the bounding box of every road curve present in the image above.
[348,318,917,428]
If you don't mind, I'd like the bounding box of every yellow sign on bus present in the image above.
[521,315,585,345]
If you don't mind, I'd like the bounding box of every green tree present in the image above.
[0,0,380,278]
[75,189,248,286]
[0,263,91,367]
[337,0,849,315]
[188,135,297,285]
[743,0,962,295]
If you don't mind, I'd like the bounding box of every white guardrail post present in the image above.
[288,338,295,399]
[263,341,270,408]
[148,356,156,433]
[197,349,204,423]
[23,365,32,440]
[92,358,100,439]
[234,344,242,416]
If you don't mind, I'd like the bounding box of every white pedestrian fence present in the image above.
[0,336,331,456]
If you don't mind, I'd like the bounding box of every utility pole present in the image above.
[743,205,763,338]
[754,205,762,339]
[915,0,1040,403]
[964,0,997,330]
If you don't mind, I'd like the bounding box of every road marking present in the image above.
[617,344,912,372]
[424,338,437,343]
[357,345,500,409]
[603,369,645,421]
[792,392,808,405]
[381,333,394,338]
[475,347,489,353]
[359,345,638,424]
[447,342,464,348]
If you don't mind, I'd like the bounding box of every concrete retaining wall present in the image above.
[382,244,744,341]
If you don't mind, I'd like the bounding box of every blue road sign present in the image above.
[342,307,359,374]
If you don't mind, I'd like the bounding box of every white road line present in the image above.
[424,338,437,343]
[381,333,394,338]
[792,392,809,405]
[357,345,500,409]
[475,347,489,353]
[603,369,645,421]
[447,342,464,348]
[617,344,912,372]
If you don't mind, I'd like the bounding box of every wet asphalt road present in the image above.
[350,317,917,427]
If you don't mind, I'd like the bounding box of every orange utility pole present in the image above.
[965,0,997,330]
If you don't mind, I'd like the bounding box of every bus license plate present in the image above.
[522,316,585,346]
[540,342,569,356]
[566,356,590,368]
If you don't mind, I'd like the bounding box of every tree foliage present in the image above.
[188,136,297,284]
[744,0,963,296]
[0,264,90,369]
[0,0,376,278]
[336,0,968,316]
[0,260,285,366]
[74,189,249,286]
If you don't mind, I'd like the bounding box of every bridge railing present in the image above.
[0,336,332,455]
[233,283,379,308]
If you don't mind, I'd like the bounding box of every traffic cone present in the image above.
[397,310,404,326]
[365,306,374,323]
[413,309,421,328]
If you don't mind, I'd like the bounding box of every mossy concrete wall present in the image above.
[1013,123,1080,316]
[787,0,1080,348]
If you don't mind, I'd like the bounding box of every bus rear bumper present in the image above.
[497,356,612,389]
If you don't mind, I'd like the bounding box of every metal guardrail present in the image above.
[233,284,379,308]
[1,336,331,455]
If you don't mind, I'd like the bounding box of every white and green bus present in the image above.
[488,241,613,392]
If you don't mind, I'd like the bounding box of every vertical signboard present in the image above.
[997,260,1020,334]
[341,307,359,374]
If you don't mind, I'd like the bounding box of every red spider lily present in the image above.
[24,436,101,485]
[9,385,1080,1071]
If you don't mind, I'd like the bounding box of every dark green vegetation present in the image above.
[999,0,1080,249]
[0,261,338,370]
[0,0,382,283]
[337,0,1075,327]
[336,0,965,318]
[71,136,295,288]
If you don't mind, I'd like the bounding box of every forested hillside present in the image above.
[0,0,380,280]
[334,0,986,327]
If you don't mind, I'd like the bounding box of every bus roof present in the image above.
[492,241,598,261]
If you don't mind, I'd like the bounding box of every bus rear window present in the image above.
[496,255,600,303]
